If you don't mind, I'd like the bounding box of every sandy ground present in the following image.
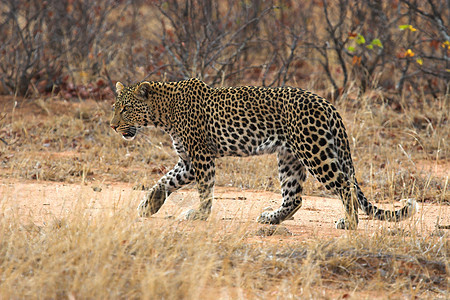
[2,180,448,241]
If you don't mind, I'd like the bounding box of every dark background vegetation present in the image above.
[0,0,448,100]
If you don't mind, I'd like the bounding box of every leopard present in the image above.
[110,78,417,229]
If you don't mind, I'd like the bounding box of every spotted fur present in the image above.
[110,78,417,229]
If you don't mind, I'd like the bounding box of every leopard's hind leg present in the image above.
[257,149,306,224]
[299,145,359,229]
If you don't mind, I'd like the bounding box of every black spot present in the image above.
[326,147,334,158]
[312,145,320,154]
[337,173,344,184]
[319,151,328,161]
[295,164,304,171]
[331,162,338,172]
[314,157,321,166]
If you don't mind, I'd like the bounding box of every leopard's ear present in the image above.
[116,82,124,95]
[134,81,153,99]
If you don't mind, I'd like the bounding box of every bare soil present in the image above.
[2,179,448,241]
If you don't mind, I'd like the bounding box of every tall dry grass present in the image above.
[0,189,448,299]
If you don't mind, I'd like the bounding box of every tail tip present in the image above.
[406,198,419,216]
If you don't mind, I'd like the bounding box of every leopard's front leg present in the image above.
[138,158,194,217]
[185,154,216,221]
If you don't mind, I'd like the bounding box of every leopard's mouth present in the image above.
[121,126,137,140]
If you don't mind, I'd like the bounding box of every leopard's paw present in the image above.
[182,209,209,221]
[256,211,280,225]
[137,187,166,217]
[137,199,151,218]
[335,218,358,230]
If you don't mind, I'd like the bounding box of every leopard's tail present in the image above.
[356,185,418,221]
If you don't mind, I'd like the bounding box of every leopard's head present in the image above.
[110,81,155,140]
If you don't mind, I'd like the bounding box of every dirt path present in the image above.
[2,180,447,240]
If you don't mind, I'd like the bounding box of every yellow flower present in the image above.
[405,49,415,57]
[442,41,450,49]
[399,24,418,32]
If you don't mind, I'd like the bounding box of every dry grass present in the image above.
[0,193,448,299]
[0,89,449,298]
[1,88,448,200]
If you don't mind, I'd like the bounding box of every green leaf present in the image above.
[356,34,366,45]
[366,44,373,50]
[370,38,383,48]
[399,24,410,30]
[416,58,423,65]
[348,46,356,52]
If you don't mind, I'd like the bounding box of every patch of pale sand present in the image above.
[414,159,449,179]
[1,180,447,241]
